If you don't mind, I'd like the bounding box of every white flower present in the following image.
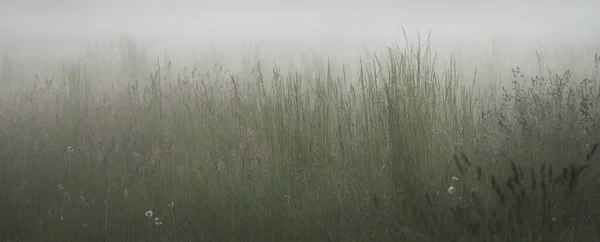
[67,146,74,153]
[168,201,174,208]
[154,217,162,226]
[452,176,459,181]
[448,186,456,194]
[57,184,63,191]
[145,210,153,218]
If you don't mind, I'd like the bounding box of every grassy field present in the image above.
[1,35,599,242]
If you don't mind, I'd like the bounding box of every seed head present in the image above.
[448,186,456,194]
[145,210,153,218]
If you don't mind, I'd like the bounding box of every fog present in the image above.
[1,0,599,77]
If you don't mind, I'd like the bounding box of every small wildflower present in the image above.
[448,186,456,194]
[67,146,74,153]
[168,201,174,208]
[145,210,153,218]
[452,176,459,181]
[154,217,162,226]
[57,184,63,191]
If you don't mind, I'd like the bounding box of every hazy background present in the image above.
[1,0,599,78]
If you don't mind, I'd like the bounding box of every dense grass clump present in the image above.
[0,36,599,242]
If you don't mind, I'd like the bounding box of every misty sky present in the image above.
[2,0,598,39]
[0,0,598,65]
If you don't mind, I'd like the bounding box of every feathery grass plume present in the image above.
[467,191,485,218]
[518,166,524,183]
[551,168,564,186]
[453,154,466,176]
[586,142,598,161]
[540,164,546,180]
[505,177,515,195]
[541,178,549,220]
[476,166,482,181]
[530,168,537,191]
[509,161,520,185]
[370,193,380,209]
[490,176,505,206]
[425,193,432,206]
[460,153,472,167]
[567,163,589,196]
[516,187,527,208]
[561,167,569,182]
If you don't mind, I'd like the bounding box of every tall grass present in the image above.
[0,34,599,242]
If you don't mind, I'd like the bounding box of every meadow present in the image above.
[1,33,600,242]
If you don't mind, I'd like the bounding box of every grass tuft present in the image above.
[0,35,599,241]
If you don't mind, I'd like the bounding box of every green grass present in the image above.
[0,34,599,242]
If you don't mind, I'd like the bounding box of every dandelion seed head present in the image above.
[168,201,174,208]
[57,184,63,191]
[452,176,459,181]
[154,217,162,226]
[448,186,456,194]
[67,146,74,153]
[145,210,153,217]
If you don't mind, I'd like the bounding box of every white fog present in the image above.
[1,1,598,60]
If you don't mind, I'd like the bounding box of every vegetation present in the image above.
[0,34,599,242]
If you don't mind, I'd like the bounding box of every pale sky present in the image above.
[1,0,598,39]
[0,0,598,63]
